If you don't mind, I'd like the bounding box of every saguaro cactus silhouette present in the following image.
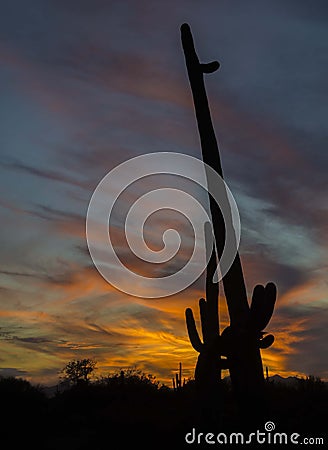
[172,362,185,391]
[181,23,277,415]
[185,224,221,382]
[185,224,226,421]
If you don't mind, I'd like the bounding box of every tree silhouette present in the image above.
[60,358,97,385]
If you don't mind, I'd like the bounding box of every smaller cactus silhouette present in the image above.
[220,282,277,400]
[172,362,185,391]
[185,224,227,389]
[221,282,276,352]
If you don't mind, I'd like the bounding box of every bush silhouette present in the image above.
[0,370,326,449]
[59,358,97,385]
[0,375,47,446]
[0,375,45,406]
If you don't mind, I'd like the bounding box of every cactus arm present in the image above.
[197,223,220,345]
[199,297,210,342]
[259,334,274,349]
[250,284,265,329]
[180,23,249,327]
[185,307,203,352]
[263,282,277,328]
[250,283,277,331]
[205,247,220,340]
[185,222,221,390]
[204,222,220,340]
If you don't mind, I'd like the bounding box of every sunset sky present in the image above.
[0,0,327,386]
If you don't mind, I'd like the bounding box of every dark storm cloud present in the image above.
[0,266,77,287]
[0,368,28,377]
[0,159,89,190]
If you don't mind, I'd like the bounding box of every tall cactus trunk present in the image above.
[181,23,266,415]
